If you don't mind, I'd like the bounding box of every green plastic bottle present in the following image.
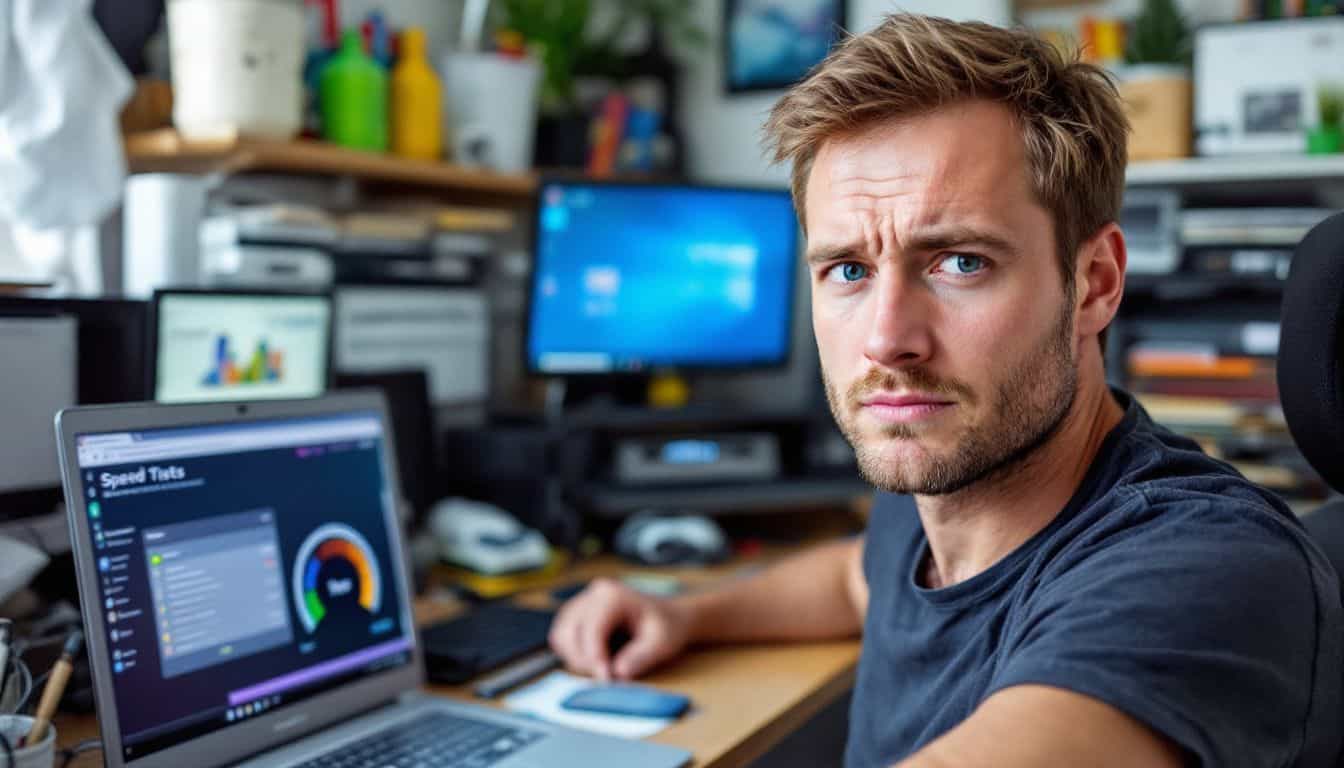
[320,29,388,151]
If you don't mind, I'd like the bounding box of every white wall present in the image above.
[677,0,1013,186]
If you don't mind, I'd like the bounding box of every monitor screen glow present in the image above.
[527,183,799,374]
[154,293,331,403]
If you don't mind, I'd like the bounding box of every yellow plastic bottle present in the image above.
[391,27,442,160]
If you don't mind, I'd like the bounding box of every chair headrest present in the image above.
[1277,211,1344,493]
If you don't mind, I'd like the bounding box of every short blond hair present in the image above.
[764,13,1129,290]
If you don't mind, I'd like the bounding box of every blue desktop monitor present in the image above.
[527,181,799,374]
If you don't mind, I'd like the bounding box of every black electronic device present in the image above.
[334,370,437,519]
[0,297,148,521]
[612,433,781,485]
[0,297,149,405]
[421,603,555,685]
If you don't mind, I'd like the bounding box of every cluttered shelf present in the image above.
[1127,154,1344,187]
[123,129,539,199]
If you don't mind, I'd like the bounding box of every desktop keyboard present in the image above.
[420,603,555,684]
[297,711,546,768]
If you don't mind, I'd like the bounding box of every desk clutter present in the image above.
[1,124,869,767]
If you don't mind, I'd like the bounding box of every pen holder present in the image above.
[0,716,55,768]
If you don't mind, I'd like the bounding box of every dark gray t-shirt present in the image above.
[845,390,1343,767]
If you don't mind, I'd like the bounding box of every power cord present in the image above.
[57,738,102,767]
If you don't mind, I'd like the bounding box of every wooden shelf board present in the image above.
[124,129,538,198]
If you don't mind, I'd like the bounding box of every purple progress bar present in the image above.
[228,637,411,706]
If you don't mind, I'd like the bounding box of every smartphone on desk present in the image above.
[561,684,691,719]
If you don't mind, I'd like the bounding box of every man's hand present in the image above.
[549,578,693,681]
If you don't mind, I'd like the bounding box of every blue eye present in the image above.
[837,263,868,282]
[940,253,986,276]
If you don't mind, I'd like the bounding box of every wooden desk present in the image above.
[54,551,861,768]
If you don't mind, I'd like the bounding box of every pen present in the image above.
[22,630,82,747]
[473,650,562,699]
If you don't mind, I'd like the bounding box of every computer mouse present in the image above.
[614,513,729,566]
[429,497,550,575]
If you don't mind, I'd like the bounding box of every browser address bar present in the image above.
[78,419,381,468]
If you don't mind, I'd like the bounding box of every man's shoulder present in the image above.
[1095,414,1303,541]
[1039,412,1340,601]
[1049,425,1336,609]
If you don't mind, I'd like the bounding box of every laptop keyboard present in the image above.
[297,711,547,768]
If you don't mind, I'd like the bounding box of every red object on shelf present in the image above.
[307,0,339,48]
[587,92,629,177]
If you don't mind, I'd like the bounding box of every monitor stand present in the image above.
[550,377,651,414]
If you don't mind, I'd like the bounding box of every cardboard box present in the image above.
[1121,72,1192,161]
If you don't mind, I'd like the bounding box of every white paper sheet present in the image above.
[502,671,674,740]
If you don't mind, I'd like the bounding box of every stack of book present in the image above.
[1126,323,1326,500]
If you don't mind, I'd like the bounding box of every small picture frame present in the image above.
[724,0,846,93]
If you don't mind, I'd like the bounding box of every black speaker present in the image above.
[440,420,583,549]
[334,370,438,520]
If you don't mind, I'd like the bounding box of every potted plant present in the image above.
[1118,0,1193,161]
[1308,84,1344,154]
[494,0,705,168]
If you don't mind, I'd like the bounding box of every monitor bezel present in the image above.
[55,392,423,768]
[148,288,336,404]
[523,177,801,379]
[0,305,79,510]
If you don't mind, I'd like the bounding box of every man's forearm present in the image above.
[674,537,866,644]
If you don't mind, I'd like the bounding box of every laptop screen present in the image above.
[72,412,414,763]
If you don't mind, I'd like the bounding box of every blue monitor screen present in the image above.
[528,182,799,374]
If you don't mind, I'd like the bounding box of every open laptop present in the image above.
[56,393,690,768]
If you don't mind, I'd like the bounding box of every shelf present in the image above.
[1125,273,1285,299]
[1126,154,1344,186]
[574,476,872,517]
[124,129,538,200]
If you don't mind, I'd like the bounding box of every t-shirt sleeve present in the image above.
[989,491,1340,767]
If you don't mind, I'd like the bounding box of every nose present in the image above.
[862,268,934,369]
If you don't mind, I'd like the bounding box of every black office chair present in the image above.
[1278,211,1344,580]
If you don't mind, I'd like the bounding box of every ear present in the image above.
[1073,222,1126,344]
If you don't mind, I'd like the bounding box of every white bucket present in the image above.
[441,53,541,172]
[167,0,305,140]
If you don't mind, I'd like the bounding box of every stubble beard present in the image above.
[824,301,1079,496]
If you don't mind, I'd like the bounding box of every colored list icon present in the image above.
[88,502,100,519]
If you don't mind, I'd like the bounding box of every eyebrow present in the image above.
[804,225,1020,265]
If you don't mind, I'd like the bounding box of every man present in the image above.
[549,14,1343,767]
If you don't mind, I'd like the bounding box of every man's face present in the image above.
[806,101,1079,495]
